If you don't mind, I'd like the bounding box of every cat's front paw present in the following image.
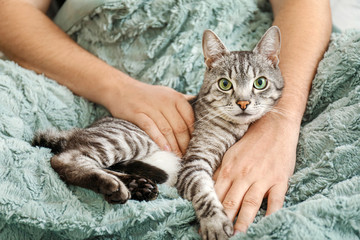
[199,210,233,240]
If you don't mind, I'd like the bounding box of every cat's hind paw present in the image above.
[125,176,159,201]
[99,175,131,204]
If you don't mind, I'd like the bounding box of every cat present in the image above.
[176,26,282,239]
[32,26,282,239]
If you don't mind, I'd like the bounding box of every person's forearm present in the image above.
[0,0,128,108]
[270,0,332,123]
[0,0,195,154]
[23,0,51,12]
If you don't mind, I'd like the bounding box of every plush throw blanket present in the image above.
[0,0,359,239]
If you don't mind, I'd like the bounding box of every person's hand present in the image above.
[213,112,298,233]
[103,74,195,156]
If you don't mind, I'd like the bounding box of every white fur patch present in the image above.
[142,151,181,186]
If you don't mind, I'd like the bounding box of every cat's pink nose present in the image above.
[236,100,250,110]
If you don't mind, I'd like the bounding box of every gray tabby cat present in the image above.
[32,26,282,239]
[176,26,282,239]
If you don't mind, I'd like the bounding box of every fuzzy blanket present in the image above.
[0,0,359,239]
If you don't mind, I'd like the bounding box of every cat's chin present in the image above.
[236,116,255,124]
[230,110,269,125]
[232,108,269,122]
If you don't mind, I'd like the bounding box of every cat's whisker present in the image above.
[269,108,287,118]
[269,106,298,121]
[189,95,208,107]
[190,104,230,119]
[193,112,220,125]
[281,88,306,99]
[192,111,224,126]
[215,104,234,110]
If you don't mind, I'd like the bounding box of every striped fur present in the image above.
[33,117,180,203]
[176,27,283,239]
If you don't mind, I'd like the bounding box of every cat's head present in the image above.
[199,26,284,125]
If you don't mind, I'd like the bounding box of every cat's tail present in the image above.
[32,129,74,154]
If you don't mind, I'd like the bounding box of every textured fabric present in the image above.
[330,0,360,32]
[54,0,112,31]
[0,0,359,239]
[62,0,271,95]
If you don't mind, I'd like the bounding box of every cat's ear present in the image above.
[202,30,229,68]
[253,26,281,67]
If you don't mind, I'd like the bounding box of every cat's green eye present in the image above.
[218,78,233,91]
[253,77,268,90]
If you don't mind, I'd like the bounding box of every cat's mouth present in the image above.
[235,112,252,117]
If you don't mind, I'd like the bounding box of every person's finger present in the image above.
[176,98,195,134]
[221,180,250,222]
[182,94,196,101]
[213,169,233,203]
[132,113,172,152]
[151,111,182,155]
[265,183,287,216]
[213,166,220,181]
[234,183,267,233]
[163,109,191,155]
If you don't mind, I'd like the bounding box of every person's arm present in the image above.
[23,0,50,12]
[0,0,194,156]
[213,0,332,233]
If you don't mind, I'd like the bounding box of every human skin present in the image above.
[213,0,332,234]
[0,0,194,157]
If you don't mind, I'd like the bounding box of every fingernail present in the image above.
[163,144,171,152]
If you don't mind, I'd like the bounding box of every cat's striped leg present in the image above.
[177,159,233,240]
[51,150,132,203]
[176,120,241,239]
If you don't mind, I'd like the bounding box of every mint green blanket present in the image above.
[0,0,359,239]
